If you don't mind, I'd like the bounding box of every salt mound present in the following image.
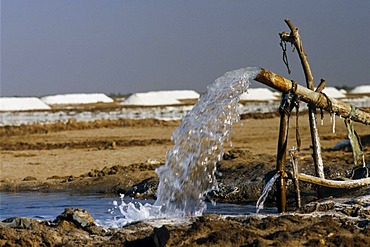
[339,89,347,94]
[350,85,370,94]
[239,88,277,101]
[41,93,113,105]
[122,90,200,106]
[321,87,346,98]
[0,97,51,111]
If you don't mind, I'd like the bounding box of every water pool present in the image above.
[0,192,276,226]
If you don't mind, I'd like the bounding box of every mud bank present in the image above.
[1,196,369,246]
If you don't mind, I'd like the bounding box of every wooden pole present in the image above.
[280,19,325,181]
[275,93,296,212]
[280,19,314,89]
[289,147,301,208]
[254,68,370,125]
[276,112,288,212]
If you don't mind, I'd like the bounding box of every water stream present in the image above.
[256,173,279,213]
[108,67,262,226]
[155,67,261,216]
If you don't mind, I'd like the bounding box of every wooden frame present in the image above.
[253,20,370,212]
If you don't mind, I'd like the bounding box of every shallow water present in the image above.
[0,192,276,227]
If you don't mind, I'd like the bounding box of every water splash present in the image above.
[111,67,261,225]
[99,194,163,228]
[256,173,279,213]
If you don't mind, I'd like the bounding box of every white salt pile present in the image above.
[321,87,346,98]
[41,93,113,105]
[350,85,370,94]
[122,90,200,106]
[339,89,347,95]
[0,97,51,111]
[239,88,277,101]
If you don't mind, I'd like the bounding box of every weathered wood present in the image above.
[281,19,314,90]
[254,68,370,125]
[289,147,301,208]
[276,114,288,213]
[280,19,325,181]
[275,92,296,213]
[316,79,326,93]
[344,119,365,166]
[308,111,325,180]
[298,173,370,189]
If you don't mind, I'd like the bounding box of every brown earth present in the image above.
[1,113,369,246]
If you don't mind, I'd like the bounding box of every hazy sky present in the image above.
[1,0,369,97]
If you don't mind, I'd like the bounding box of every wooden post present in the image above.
[280,19,325,182]
[276,95,289,212]
[275,92,297,213]
[289,147,301,208]
[276,113,288,213]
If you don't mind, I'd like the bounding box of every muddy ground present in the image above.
[1,112,369,246]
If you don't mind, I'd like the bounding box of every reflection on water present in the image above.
[0,192,115,222]
[0,192,276,227]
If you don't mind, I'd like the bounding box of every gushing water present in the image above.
[111,67,261,226]
[155,67,261,216]
[101,194,163,227]
[256,173,279,213]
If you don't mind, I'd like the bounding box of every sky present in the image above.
[1,0,369,97]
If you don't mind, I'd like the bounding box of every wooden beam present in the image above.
[254,68,370,125]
